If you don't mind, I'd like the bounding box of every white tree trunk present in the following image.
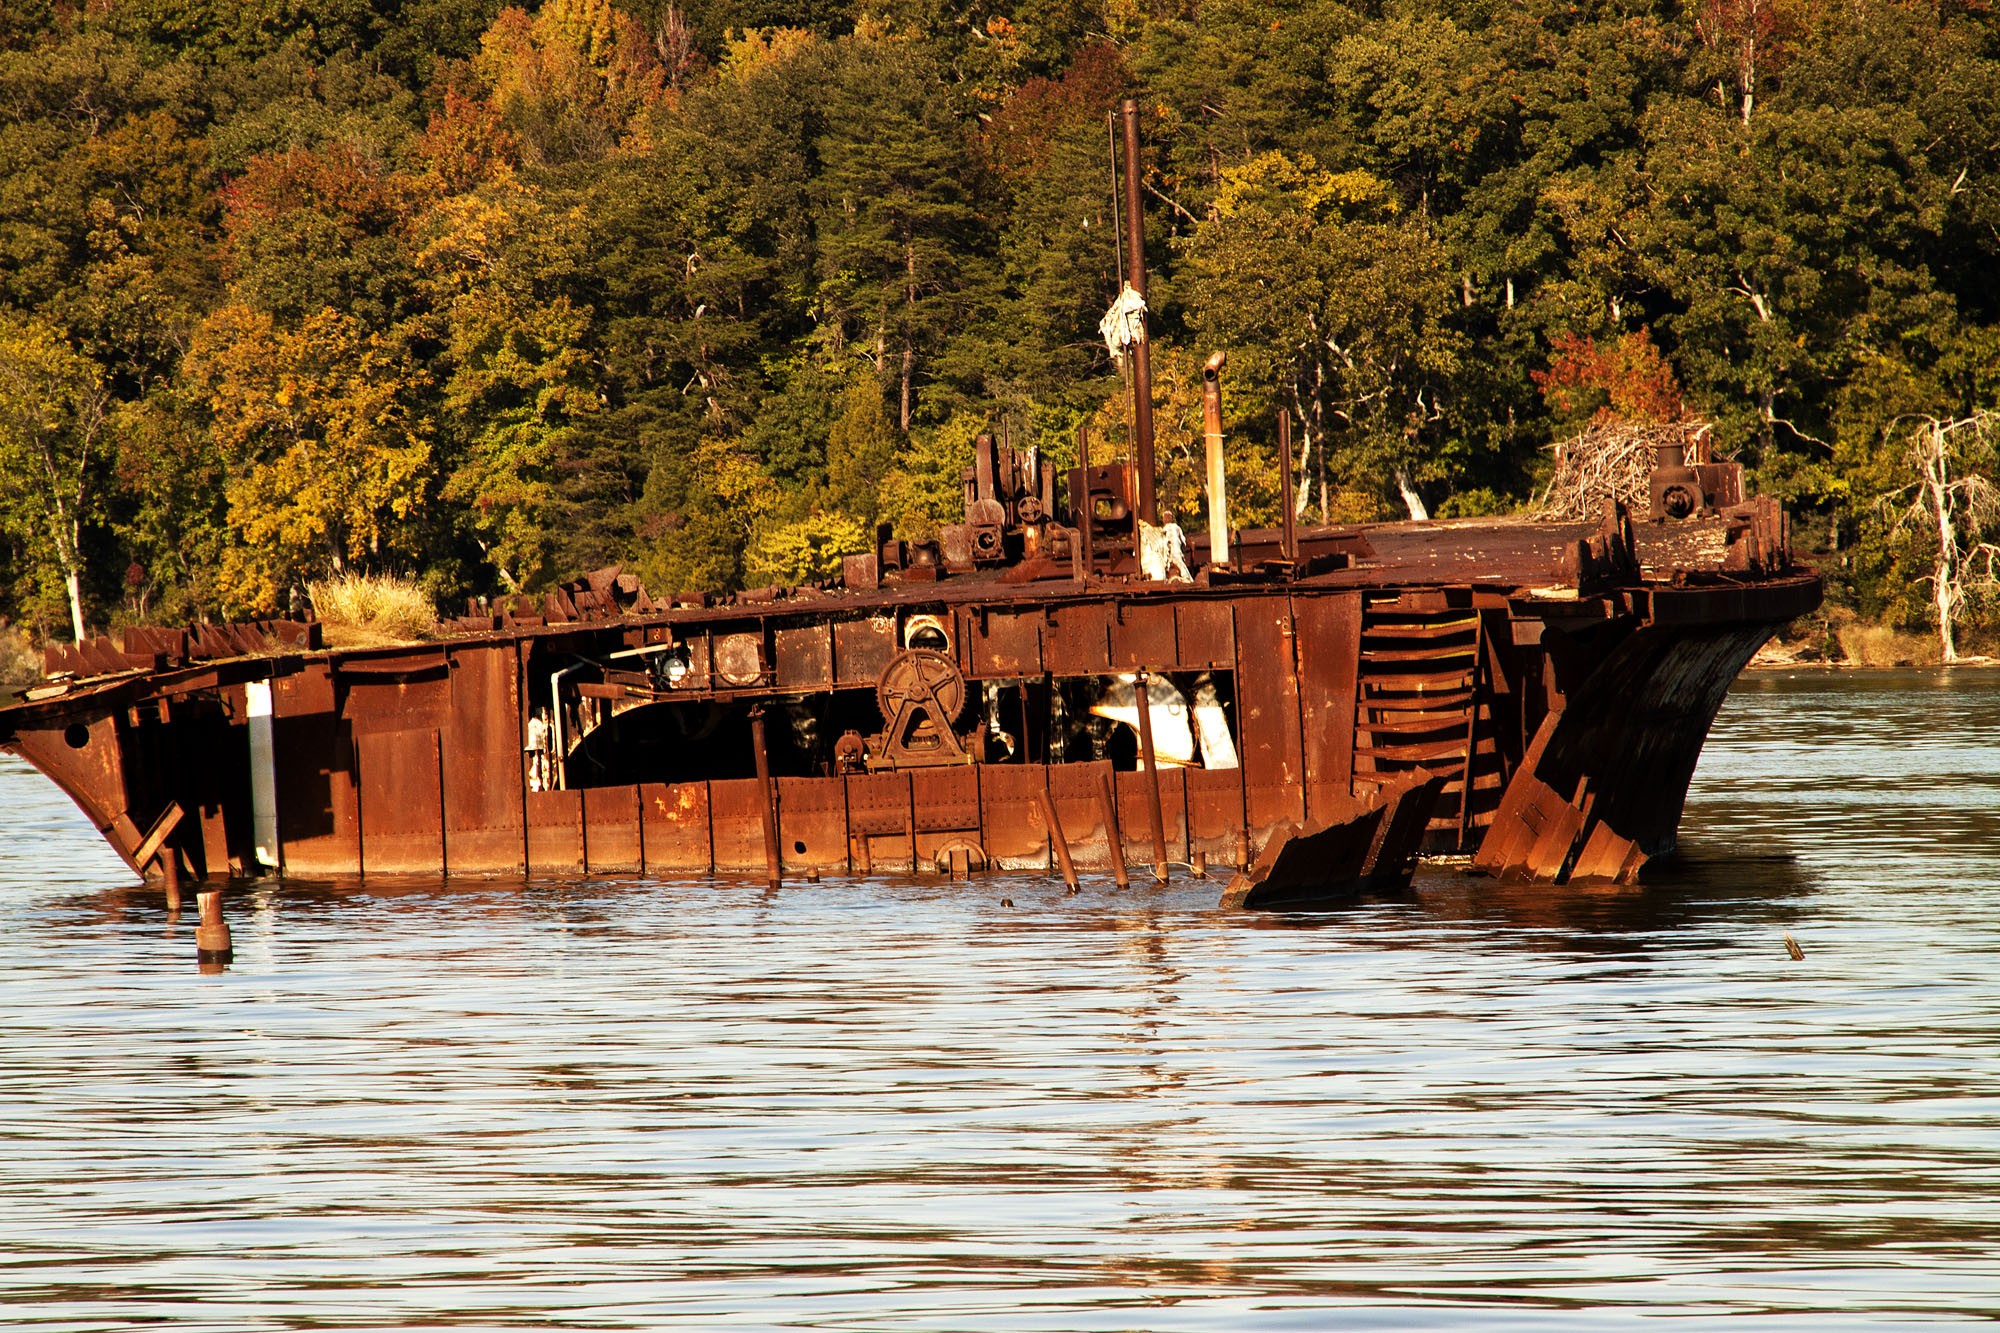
[1396,468,1429,522]
[65,569,85,643]
[1926,423,1959,663]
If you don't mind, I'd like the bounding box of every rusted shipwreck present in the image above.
[1,429,1818,909]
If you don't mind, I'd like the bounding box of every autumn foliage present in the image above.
[0,0,1997,646]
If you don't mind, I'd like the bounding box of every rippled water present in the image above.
[3,669,1998,1330]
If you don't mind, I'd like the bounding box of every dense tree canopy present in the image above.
[2,0,1998,642]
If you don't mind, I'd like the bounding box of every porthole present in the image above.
[63,723,90,749]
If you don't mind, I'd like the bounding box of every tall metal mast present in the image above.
[1119,97,1157,525]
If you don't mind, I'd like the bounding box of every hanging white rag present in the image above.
[1098,283,1148,364]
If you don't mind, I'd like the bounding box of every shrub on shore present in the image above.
[0,621,38,693]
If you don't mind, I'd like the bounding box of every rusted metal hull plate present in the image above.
[526,788,584,874]
[443,644,524,873]
[709,778,768,873]
[1474,622,1777,884]
[583,784,643,872]
[978,765,1050,870]
[845,771,914,872]
[1234,599,1306,843]
[1046,761,1116,870]
[641,781,711,872]
[1185,765,1246,869]
[355,728,443,874]
[1111,601,1178,670]
[779,776,848,874]
[1117,767,1187,865]
[1293,592,1361,824]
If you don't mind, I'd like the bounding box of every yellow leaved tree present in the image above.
[0,312,107,641]
[186,306,433,614]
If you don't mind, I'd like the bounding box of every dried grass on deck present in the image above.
[1529,420,1711,520]
[307,573,438,646]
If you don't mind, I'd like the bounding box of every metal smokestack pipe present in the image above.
[1278,411,1298,563]
[1201,351,1229,569]
[1119,97,1157,525]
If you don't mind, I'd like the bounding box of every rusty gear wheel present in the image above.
[875,648,966,725]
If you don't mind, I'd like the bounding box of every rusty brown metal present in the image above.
[0,409,1824,909]
[749,706,782,889]
[1220,770,1444,910]
[1132,669,1169,884]
[1096,766,1129,889]
[1038,785,1079,891]
[583,785,643,873]
[1119,97,1156,525]
[1202,351,1229,568]
[194,888,231,964]
[1279,412,1298,562]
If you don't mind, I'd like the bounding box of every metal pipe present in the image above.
[1120,97,1157,525]
[1096,766,1129,890]
[1278,410,1298,563]
[1202,351,1229,569]
[1133,670,1169,884]
[548,664,588,789]
[162,846,181,913]
[1038,786,1079,893]
[195,888,231,966]
[1075,422,1094,583]
[749,706,782,889]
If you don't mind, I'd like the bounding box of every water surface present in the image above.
[2,668,1997,1329]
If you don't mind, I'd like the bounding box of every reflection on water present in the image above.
[3,668,1999,1329]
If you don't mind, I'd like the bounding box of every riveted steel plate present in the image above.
[708,778,769,872]
[1235,598,1306,838]
[356,727,444,873]
[1044,604,1110,676]
[976,765,1050,869]
[835,615,899,687]
[1176,600,1235,669]
[640,780,711,872]
[1116,766,1187,865]
[971,609,1041,678]
[779,776,848,872]
[911,765,980,833]
[775,624,833,690]
[583,784,643,872]
[1293,592,1362,824]
[526,787,584,873]
[1111,600,1179,671]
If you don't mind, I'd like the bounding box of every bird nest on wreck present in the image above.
[1528,419,1716,521]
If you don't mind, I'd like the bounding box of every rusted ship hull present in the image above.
[0,558,1819,897]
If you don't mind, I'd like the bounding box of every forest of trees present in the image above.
[2,0,1998,649]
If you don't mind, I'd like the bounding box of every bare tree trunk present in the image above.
[900,337,913,433]
[1923,420,1960,663]
[65,568,84,642]
[44,494,84,641]
[901,242,917,432]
